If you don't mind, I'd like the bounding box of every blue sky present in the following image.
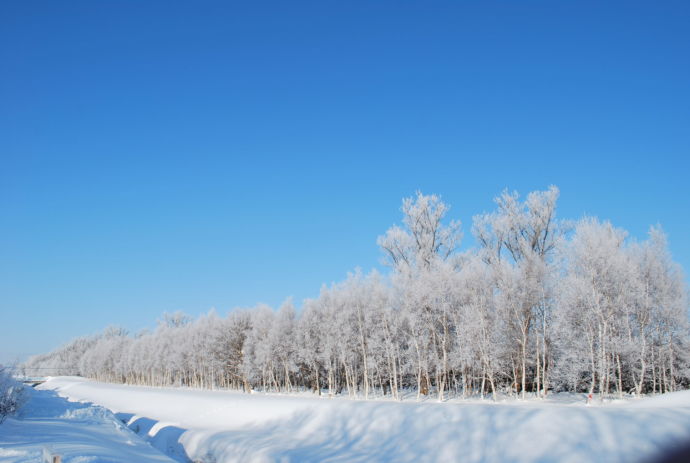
[2,1,689,362]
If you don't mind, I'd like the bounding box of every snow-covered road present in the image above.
[34,377,690,462]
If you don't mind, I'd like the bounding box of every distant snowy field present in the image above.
[2,377,690,463]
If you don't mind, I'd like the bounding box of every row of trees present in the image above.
[24,187,690,400]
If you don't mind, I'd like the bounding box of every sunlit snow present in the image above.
[1,377,687,462]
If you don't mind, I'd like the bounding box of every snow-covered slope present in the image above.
[0,382,176,463]
[39,377,690,463]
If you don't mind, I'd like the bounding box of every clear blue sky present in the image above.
[2,1,689,362]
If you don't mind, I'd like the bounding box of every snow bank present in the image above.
[41,377,690,463]
[0,382,176,463]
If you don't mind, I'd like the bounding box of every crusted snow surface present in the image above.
[30,377,690,463]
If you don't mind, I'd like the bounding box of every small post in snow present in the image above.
[42,446,61,463]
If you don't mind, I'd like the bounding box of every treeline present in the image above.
[24,187,690,400]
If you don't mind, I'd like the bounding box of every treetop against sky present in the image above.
[1,1,689,361]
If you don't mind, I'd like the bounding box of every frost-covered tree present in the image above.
[454,254,505,400]
[379,192,463,400]
[297,298,326,394]
[629,227,689,394]
[554,218,632,395]
[271,299,298,392]
[0,366,28,424]
[473,186,564,399]
[378,191,462,271]
[242,304,276,391]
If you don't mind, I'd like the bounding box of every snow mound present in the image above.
[0,384,176,463]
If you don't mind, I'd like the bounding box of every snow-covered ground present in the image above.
[0,380,175,463]
[3,377,690,462]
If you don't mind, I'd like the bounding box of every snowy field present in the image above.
[1,377,690,462]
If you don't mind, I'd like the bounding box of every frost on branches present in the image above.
[24,187,690,400]
[0,366,27,424]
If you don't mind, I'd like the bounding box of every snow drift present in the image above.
[38,377,690,463]
[0,381,175,463]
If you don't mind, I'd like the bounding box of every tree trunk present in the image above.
[616,354,623,399]
[536,334,541,398]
